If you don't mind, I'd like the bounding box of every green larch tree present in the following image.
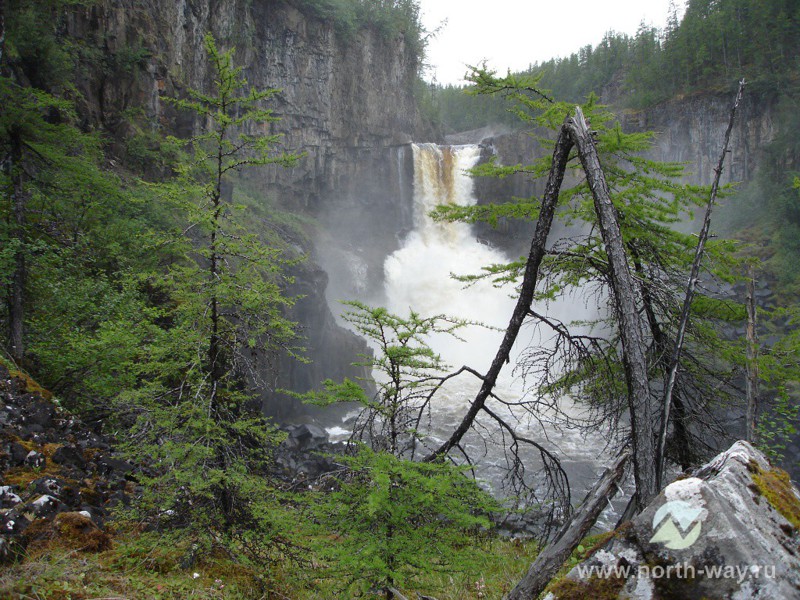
[429,68,751,512]
[120,34,301,561]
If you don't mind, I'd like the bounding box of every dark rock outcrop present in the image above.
[547,441,800,600]
[63,0,426,418]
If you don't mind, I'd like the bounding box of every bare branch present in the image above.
[656,79,746,488]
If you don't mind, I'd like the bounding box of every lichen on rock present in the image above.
[549,441,800,600]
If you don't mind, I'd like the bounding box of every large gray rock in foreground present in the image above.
[547,441,800,599]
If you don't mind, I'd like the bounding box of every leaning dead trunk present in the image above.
[565,107,658,507]
[423,123,574,461]
[745,266,759,442]
[656,80,746,488]
[506,448,631,600]
[428,107,659,507]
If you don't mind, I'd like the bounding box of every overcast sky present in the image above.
[418,0,678,85]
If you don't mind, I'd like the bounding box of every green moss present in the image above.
[751,464,800,531]
[0,357,54,400]
[548,574,626,600]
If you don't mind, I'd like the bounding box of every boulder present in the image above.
[0,486,22,509]
[51,512,111,552]
[547,441,800,600]
[285,423,329,451]
[23,450,45,470]
[52,444,86,470]
[95,454,135,478]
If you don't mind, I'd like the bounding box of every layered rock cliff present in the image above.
[450,92,777,252]
[64,0,425,417]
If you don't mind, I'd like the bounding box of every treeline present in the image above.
[289,0,425,56]
[428,0,800,132]
[533,0,799,107]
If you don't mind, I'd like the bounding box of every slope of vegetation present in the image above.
[2,0,798,597]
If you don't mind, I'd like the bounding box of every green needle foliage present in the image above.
[118,34,302,563]
[433,68,755,470]
[301,302,498,597]
[311,446,498,599]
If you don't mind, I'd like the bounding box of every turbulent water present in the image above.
[331,142,618,520]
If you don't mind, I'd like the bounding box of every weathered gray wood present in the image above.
[745,266,759,442]
[429,106,661,509]
[565,107,658,507]
[656,79,746,488]
[506,448,631,600]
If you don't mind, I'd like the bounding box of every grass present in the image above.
[0,525,541,599]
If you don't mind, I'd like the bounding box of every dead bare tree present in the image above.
[426,106,660,508]
[656,79,746,488]
[745,266,759,442]
[506,448,631,600]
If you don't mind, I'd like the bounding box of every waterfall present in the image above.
[327,142,618,522]
[380,143,614,503]
[385,144,515,368]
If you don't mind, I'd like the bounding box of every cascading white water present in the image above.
[381,143,614,509]
[385,144,515,368]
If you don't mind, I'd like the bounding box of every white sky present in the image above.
[418,0,678,85]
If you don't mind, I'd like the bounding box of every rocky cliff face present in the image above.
[466,92,776,201]
[449,92,777,253]
[620,92,777,186]
[65,0,425,417]
[71,0,422,206]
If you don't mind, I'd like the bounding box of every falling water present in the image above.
[382,144,611,498]
[328,142,619,524]
[385,144,515,366]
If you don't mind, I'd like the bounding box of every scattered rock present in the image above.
[0,364,129,563]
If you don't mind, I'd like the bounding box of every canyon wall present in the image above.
[455,92,778,251]
[65,0,424,417]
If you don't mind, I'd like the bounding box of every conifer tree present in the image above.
[429,68,751,510]
[303,302,499,598]
[121,34,301,561]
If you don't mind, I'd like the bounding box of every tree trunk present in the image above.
[656,80,746,488]
[565,107,658,508]
[426,107,660,509]
[0,0,6,65]
[507,448,631,600]
[745,267,759,442]
[631,245,694,470]
[9,129,25,363]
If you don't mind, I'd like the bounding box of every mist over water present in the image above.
[378,143,613,508]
